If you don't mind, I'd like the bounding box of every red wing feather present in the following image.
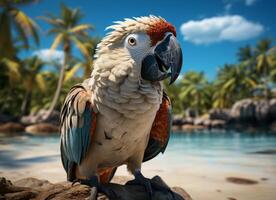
[143,92,172,162]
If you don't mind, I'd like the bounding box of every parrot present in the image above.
[60,15,183,199]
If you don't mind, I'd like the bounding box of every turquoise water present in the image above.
[0,130,276,170]
[166,130,276,175]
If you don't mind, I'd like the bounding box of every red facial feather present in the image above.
[146,20,176,46]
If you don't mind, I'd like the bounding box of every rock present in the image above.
[173,114,185,126]
[181,124,205,131]
[185,108,196,118]
[36,183,91,200]
[0,176,192,200]
[14,177,53,188]
[0,122,25,133]
[209,109,230,121]
[193,114,209,126]
[227,197,237,200]
[255,100,270,122]
[5,190,37,200]
[230,98,276,124]
[172,187,192,200]
[25,123,59,134]
[211,120,226,129]
[269,99,276,121]
[0,177,37,196]
[230,99,256,121]
[21,109,60,125]
[183,118,194,125]
[250,149,276,155]
[226,177,258,185]
[173,117,194,126]
[193,118,205,126]
[0,114,18,124]
[202,119,212,127]
[0,177,13,194]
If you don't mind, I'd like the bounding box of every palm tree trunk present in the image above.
[21,90,32,116]
[195,93,200,117]
[44,43,70,120]
[264,67,269,100]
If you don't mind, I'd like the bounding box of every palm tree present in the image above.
[268,47,276,83]
[237,45,253,62]
[21,56,46,115]
[41,4,93,119]
[254,39,272,99]
[163,79,183,114]
[213,64,257,108]
[0,0,39,60]
[78,36,101,79]
[179,71,211,116]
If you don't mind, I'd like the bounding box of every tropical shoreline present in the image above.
[2,97,276,134]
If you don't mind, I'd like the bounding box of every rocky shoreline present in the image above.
[0,176,192,200]
[1,98,276,134]
[173,98,276,132]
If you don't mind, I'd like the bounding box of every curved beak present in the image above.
[141,33,182,84]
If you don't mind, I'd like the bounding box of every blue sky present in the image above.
[20,0,276,80]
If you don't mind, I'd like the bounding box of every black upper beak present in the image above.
[141,33,182,84]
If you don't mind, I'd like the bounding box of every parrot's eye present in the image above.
[124,33,150,51]
[128,37,137,46]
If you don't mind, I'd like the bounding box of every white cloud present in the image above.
[180,15,264,44]
[245,0,257,6]
[33,49,64,65]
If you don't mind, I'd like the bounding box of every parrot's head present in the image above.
[94,16,182,85]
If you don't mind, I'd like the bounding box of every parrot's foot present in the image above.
[126,170,184,200]
[127,170,153,197]
[128,170,153,197]
[72,176,117,200]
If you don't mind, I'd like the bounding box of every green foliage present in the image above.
[163,79,183,114]
[213,64,257,108]
[0,2,98,117]
[1,2,276,117]
[0,0,39,60]
[179,71,212,116]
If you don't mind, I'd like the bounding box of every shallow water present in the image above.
[1,130,276,199]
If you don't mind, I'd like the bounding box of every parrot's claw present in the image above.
[127,170,184,200]
[127,170,153,198]
[72,176,117,200]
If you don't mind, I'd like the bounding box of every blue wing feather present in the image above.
[60,84,95,179]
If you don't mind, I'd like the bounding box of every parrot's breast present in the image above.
[83,78,162,170]
[91,103,158,168]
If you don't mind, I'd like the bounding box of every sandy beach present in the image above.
[1,132,276,200]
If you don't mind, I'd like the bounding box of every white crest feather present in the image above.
[94,15,166,58]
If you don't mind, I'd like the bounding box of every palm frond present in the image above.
[64,63,82,82]
[50,33,63,50]
[35,73,46,92]
[1,58,21,82]
[70,35,90,56]
[9,8,39,45]
[69,24,93,33]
